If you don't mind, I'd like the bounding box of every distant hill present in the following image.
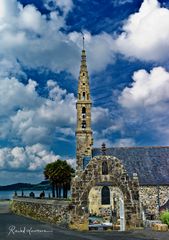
[0,181,51,191]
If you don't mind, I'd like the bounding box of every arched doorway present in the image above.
[88,186,125,230]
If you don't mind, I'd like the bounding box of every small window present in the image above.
[83,83,85,85]
[82,107,86,119]
[82,120,86,129]
[83,73,85,76]
[82,92,85,100]
[82,107,86,114]
[101,186,110,205]
[102,161,108,175]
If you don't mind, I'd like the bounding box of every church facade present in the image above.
[71,47,169,231]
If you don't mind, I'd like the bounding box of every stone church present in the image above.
[71,46,169,231]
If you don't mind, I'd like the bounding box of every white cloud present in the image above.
[0,57,25,78]
[0,77,40,117]
[119,67,169,109]
[66,157,76,169]
[118,66,169,145]
[19,4,43,32]
[6,79,76,145]
[0,0,116,78]
[0,144,60,171]
[92,106,110,124]
[115,0,169,62]
[0,0,19,20]
[0,75,109,147]
[69,31,115,75]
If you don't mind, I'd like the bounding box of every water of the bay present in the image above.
[0,190,53,200]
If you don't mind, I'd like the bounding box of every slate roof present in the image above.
[92,146,169,185]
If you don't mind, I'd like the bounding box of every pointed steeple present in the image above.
[79,34,89,79]
[76,38,93,172]
[80,50,87,72]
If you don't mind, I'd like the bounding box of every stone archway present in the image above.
[88,186,125,230]
[71,155,141,230]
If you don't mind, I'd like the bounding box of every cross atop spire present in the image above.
[81,31,85,50]
[83,34,85,50]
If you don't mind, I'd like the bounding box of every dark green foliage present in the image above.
[44,160,75,198]
[160,211,169,226]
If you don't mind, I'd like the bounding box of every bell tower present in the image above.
[76,40,93,172]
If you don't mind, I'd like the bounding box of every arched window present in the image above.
[82,92,85,100]
[82,107,86,119]
[82,120,86,129]
[101,186,110,205]
[82,107,86,114]
[102,161,108,175]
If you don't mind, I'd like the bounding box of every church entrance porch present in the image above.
[88,186,125,231]
[71,155,142,231]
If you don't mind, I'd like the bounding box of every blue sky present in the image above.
[0,0,169,185]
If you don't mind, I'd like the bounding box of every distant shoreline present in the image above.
[0,181,51,191]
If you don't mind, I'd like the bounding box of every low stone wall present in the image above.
[11,185,169,228]
[11,197,71,225]
[139,185,169,217]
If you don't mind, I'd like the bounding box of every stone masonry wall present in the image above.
[11,197,71,225]
[139,185,169,217]
[71,155,142,230]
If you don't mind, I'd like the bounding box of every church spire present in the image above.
[82,33,85,50]
[79,38,88,79]
[76,38,93,172]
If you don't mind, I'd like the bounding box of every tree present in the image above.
[44,160,75,198]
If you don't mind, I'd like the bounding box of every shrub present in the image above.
[160,211,169,226]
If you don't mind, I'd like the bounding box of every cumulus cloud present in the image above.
[0,74,109,148]
[0,0,116,77]
[0,144,60,171]
[0,77,76,145]
[115,0,169,62]
[1,0,169,80]
[0,0,76,75]
[119,67,169,109]
[0,77,41,118]
[69,31,115,74]
[0,58,26,79]
[118,66,169,145]
[92,106,110,125]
